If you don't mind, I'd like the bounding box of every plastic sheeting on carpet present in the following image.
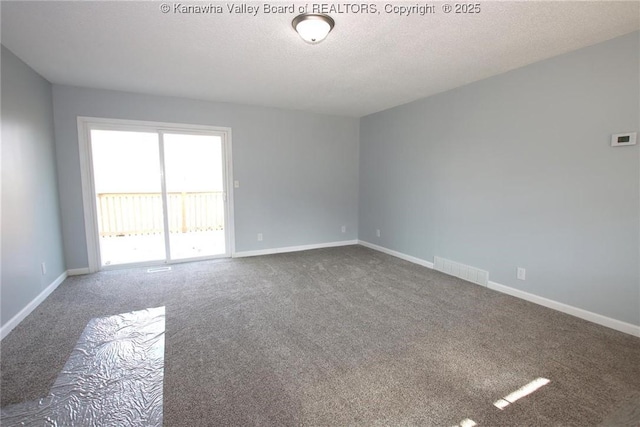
[1,307,165,426]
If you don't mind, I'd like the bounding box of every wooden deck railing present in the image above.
[97,192,224,237]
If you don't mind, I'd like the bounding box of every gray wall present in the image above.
[52,86,360,269]
[359,32,640,326]
[1,46,66,325]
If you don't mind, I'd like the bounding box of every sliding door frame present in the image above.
[77,116,235,273]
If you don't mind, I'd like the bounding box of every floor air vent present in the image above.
[433,256,489,287]
[147,267,172,273]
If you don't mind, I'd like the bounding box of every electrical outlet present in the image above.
[257,233,263,242]
[341,225,346,233]
[41,262,47,275]
[376,229,381,238]
[517,267,526,280]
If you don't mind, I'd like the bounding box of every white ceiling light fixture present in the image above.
[292,13,335,44]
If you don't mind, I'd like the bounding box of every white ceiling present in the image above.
[2,1,638,117]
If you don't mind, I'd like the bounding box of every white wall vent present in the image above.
[434,256,489,287]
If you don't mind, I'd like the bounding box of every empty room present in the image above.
[1,1,639,426]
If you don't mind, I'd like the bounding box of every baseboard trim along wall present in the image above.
[358,240,435,269]
[486,281,640,338]
[0,271,68,341]
[233,240,359,258]
[358,240,640,338]
[4,244,637,340]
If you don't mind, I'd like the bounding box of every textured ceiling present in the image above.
[1,1,638,117]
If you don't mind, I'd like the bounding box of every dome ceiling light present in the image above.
[292,14,335,44]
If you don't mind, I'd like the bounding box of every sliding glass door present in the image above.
[163,133,226,260]
[91,130,167,266]
[87,125,230,268]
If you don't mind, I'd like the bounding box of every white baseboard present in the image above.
[67,267,90,276]
[233,240,359,258]
[0,271,68,341]
[487,281,640,338]
[358,241,640,338]
[358,240,435,269]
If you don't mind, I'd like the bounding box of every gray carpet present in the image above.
[1,245,639,426]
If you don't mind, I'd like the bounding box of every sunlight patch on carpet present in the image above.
[493,377,550,410]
